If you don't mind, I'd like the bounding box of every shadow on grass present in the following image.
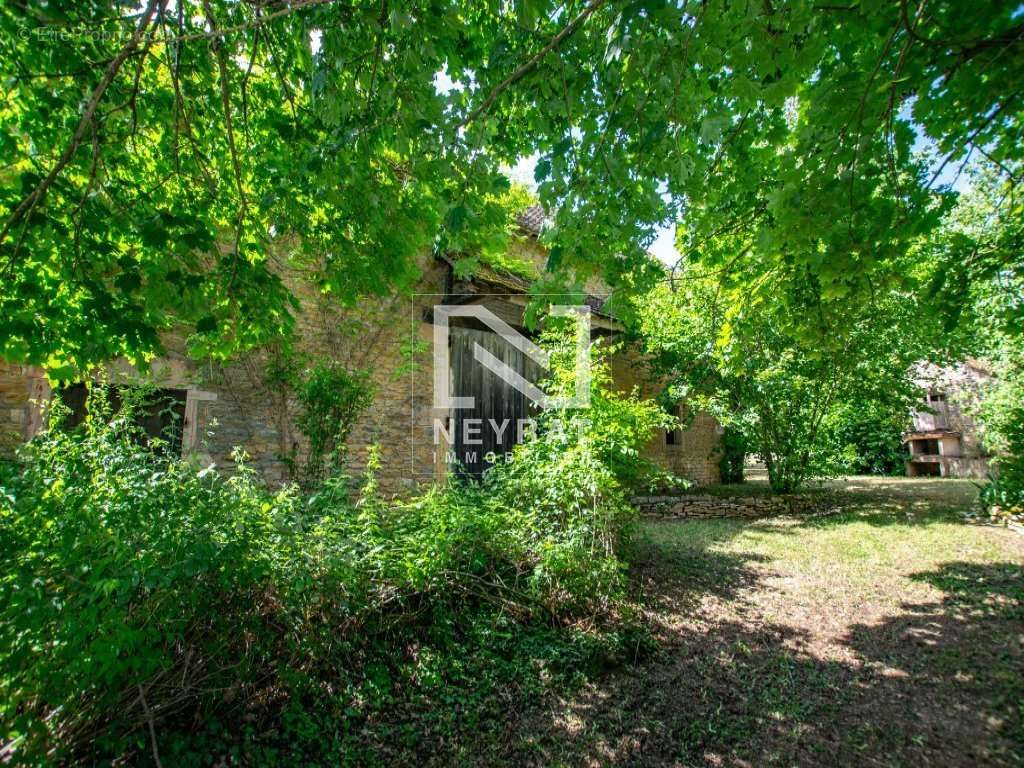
[793,499,968,529]
[626,528,769,613]
[483,557,1024,768]
[839,561,1024,763]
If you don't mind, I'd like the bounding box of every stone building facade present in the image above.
[904,360,993,479]
[0,213,722,492]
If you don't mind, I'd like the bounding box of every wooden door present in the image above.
[450,326,543,478]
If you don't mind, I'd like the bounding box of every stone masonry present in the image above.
[0,222,722,494]
[632,492,830,519]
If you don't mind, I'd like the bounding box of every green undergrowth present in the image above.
[478,248,540,281]
[0,333,666,765]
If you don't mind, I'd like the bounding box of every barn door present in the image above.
[450,325,543,478]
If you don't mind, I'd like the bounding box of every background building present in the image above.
[905,361,993,478]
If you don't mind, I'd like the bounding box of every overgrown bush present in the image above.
[293,361,374,482]
[717,426,747,484]
[822,399,909,476]
[264,351,374,485]
[977,361,1024,523]
[0,332,661,764]
[0,402,319,764]
[480,330,672,614]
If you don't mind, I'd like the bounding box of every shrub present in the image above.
[0,331,662,763]
[478,329,671,615]
[822,399,909,476]
[717,426,747,484]
[264,351,374,485]
[293,361,374,482]
[0,401,316,764]
[979,471,1024,525]
[975,353,1024,521]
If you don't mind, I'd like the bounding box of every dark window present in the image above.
[58,384,187,454]
[911,438,940,456]
[666,404,684,446]
[928,392,946,404]
[58,383,90,430]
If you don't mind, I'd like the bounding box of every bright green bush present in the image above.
[0,403,325,764]
[0,332,662,764]
[482,331,671,614]
[263,351,374,485]
[821,399,909,476]
[293,361,374,482]
[977,361,1024,522]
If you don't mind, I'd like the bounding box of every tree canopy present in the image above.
[634,255,934,490]
[1,0,1021,374]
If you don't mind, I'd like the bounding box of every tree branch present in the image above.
[204,0,248,277]
[0,0,165,252]
[137,683,164,768]
[928,91,1020,188]
[457,0,607,130]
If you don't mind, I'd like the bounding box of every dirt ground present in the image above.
[501,477,1024,767]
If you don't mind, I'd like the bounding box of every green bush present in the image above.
[977,367,1024,522]
[0,333,662,764]
[717,426,747,484]
[979,471,1024,525]
[0,402,321,764]
[264,351,374,485]
[481,332,671,614]
[822,399,909,476]
[293,361,374,482]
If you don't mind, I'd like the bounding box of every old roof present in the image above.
[438,255,616,321]
[515,204,547,236]
[903,429,962,441]
[458,261,533,294]
[437,204,619,319]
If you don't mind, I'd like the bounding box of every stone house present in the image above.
[0,208,722,492]
[904,360,993,479]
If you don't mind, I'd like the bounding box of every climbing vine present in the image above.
[265,350,374,486]
[295,362,374,483]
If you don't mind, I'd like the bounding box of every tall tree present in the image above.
[635,260,934,492]
[0,0,515,373]
[924,161,1023,511]
[2,0,1021,373]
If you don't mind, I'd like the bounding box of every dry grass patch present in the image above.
[493,477,1024,767]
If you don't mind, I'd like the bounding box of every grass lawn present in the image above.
[494,477,1024,767]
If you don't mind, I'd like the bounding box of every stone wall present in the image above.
[0,246,723,494]
[643,410,722,486]
[938,456,990,479]
[0,258,448,496]
[632,492,827,519]
[612,355,722,486]
[0,361,36,456]
[170,257,449,494]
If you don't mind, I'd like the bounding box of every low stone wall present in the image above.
[632,492,828,519]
